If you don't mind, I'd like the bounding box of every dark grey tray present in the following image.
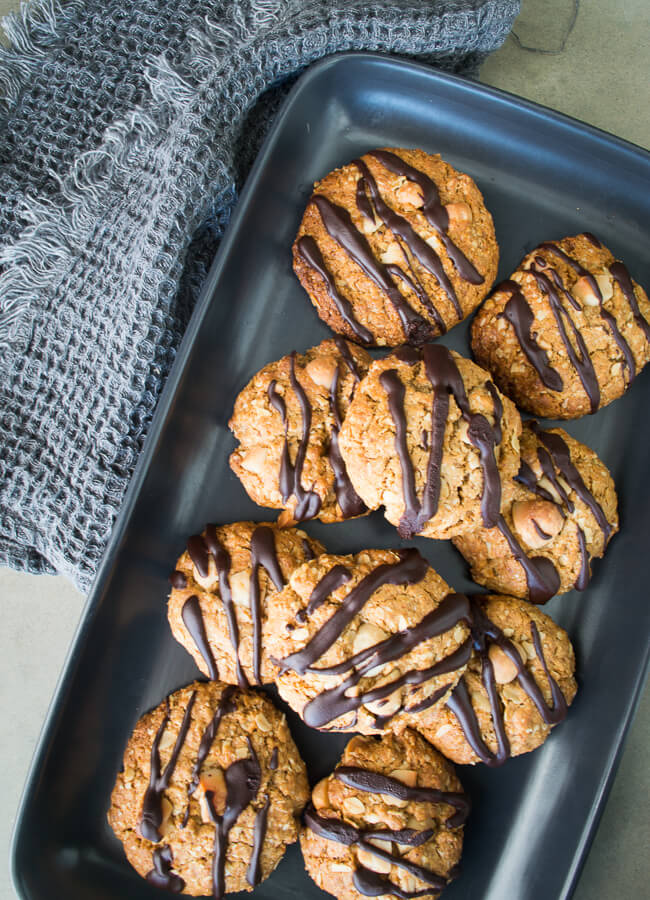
[11,53,650,900]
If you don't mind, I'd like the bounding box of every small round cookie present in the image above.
[168,521,325,687]
[471,233,650,418]
[452,423,619,603]
[300,730,468,900]
[338,344,522,540]
[266,548,472,734]
[293,147,499,347]
[229,338,372,525]
[409,595,577,766]
[108,681,309,896]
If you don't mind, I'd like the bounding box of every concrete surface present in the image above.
[0,1,648,899]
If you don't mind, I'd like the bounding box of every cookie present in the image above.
[300,730,468,900]
[338,344,522,540]
[229,338,372,525]
[452,423,619,602]
[471,233,650,418]
[168,521,325,687]
[266,548,472,734]
[293,147,499,347]
[107,681,309,896]
[409,595,577,766]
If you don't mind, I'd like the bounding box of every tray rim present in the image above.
[11,50,650,900]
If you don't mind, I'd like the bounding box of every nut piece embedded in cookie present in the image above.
[471,232,650,418]
[338,344,522,540]
[300,730,468,900]
[453,422,619,602]
[229,338,372,525]
[107,681,309,896]
[408,595,577,766]
[265,548,472,734]
[292,147,499,347]
[167,521,325,687]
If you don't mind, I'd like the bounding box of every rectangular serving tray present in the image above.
[11,53,650,900]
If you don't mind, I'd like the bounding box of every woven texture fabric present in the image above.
[0,0,520,593]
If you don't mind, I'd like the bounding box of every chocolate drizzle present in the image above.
[500,241,649,412]
[533,260,600,412]
[446,598,568,766]
[169,569,187,589]
[497,280,564,391]
[185,525,287,687]
[526,423,612,590]
[268,354,322,521]
[610,260,650,342]
[249,525,284,684]
[295,564,352,624]
[311,193,436,344]
[302,538,316,561]
[146,845,184,892]
[304,801,459,898]
[327,359,368,518]
[529,424,611,541]
[246,795,271,887]
[277,549,429,676]
[335,767,470,828]
[182,596,219,681]
[380,344,502,538]
[277,549,472,729]
[496,515,560,604]
[139,692,197,842]
[540,241,635,384]
[368,149,484,285]
[354,157,462,318]
[183,686,237,822]
[205,736,262,899]
[296,235,373,344]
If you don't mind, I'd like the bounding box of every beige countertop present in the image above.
[1,1,648,899]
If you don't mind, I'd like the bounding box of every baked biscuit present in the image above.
[229,338,372,525]
[408,595,576,766]
[107,681,309,896]
[266,548,472,734]
[338,344,522,539]
[472,233,650,418]
[293,148,499,347]
[452,423,618,602]
[300,730,468,900]
[168,521,325,687]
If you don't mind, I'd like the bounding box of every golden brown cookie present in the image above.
[266,548,472,734]
[408,595,577,766]
[300,730,468,900]
[229,338,372,525]
[293,147,499,347]
[471,233,650,418]
[338,344,522,540]
[452,423,619,602]
[168,521,325,687]
[107,681,309,896]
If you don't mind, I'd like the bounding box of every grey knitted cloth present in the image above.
[0,0,520,593]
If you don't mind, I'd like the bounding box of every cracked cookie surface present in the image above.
[293,147,499,348]
[408,595,577,766]
[338,345,522,539]
[300,730,468,900]
[107,681,309,896]
[229,338,372,525]
[266,548,472,734]
[452,423,618,601]
[168,521,325,687]
[472,232,650,418]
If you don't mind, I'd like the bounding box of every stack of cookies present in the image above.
[108,147,649,899]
